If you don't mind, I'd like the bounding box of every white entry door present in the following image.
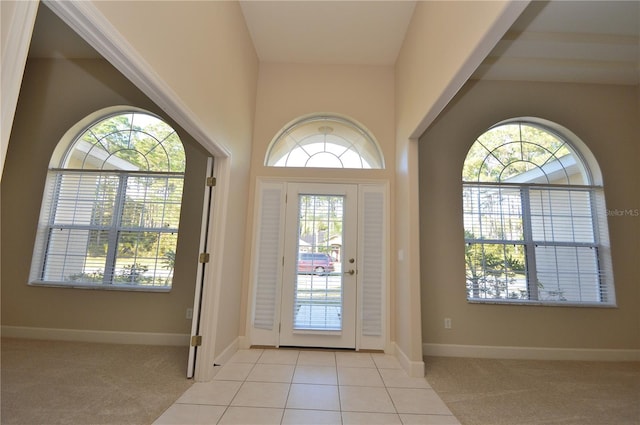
[249,180,387,352]
[279,183,358,348]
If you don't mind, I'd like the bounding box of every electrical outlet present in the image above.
[186,308,193,320]
[444,318,452,329]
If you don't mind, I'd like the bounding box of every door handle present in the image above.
[344,269,355,276]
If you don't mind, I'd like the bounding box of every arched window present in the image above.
[30,109,186,290]
[265,114,384,169]
[462,118,615,306]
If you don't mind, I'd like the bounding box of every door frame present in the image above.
[247,177,390,352]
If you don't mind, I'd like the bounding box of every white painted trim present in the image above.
[1,326,189,346]
[1,0,39,178]
[193,155,232,381]
[214,337,240,367]
[394,342,426,378]
[423,343,640,362]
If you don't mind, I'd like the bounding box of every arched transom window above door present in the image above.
[265,114,385,169]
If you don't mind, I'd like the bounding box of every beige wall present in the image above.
[2,0,259,359]
[249,63,396,180]
[87,0,259,356]
[419,79,640,350]
[241,62,397,338]
[1,58,209,334]
[394,1,527,365]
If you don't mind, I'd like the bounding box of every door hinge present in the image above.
[206,176,217,187]
[199,252,210,263]
[191,335,202,347]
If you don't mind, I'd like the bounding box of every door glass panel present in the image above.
[294,194,344,331]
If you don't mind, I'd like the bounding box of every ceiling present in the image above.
[238,1,416,65]
[472,1,640,85]
[29,1,639,85]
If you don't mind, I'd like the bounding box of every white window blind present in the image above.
[31,170,183,288]
[463,183,612,304]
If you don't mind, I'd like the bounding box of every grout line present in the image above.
[164,348,457,424]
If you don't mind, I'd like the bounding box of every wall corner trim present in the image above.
[394,341,426,377]
[1,326,189,346]
[423,343,640,362]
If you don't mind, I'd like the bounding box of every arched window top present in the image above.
[59,110,185,173]
[265,114,384,169]
[463,119,593,186]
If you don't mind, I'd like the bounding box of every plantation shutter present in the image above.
[358,184,387,349]
[251,182,286,341]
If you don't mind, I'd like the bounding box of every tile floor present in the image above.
[154,348,460,425]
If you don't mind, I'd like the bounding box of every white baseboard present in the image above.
[423,343,640,362]
[394,342,425,378]
[1,326,189,346]
[214,337,240,366]
[238,335,251,350]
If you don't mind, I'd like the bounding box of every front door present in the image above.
[279,183,357,348]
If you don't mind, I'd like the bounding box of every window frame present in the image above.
[264,114,385,169]
[462,119,615,307]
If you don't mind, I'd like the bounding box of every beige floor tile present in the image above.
[341,411,402,424]
[339,386,395,413]
[379,368,430,388]
[231,382,290,408]
[258,349,300,365]
[399,413,462,424]
[157,349,461,425]
[297,350,337,366]
[286,383,340,411]
[153,404,226,424]
[293,365,338,385]
[371,354,402,369]
[229,349,263,363]
[335,352,375,368]
[388,388,452,415]
[338,367,384,387]
[282,409,342,424]
[218,406,283,424]
[213,362,254,381]
[175,380,241,405]
[247,363,295,383]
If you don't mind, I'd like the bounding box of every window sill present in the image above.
[28,281,172,292]
[467,298,617,308]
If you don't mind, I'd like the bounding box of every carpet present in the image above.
[1,338,193,424]
[424,356,640,425]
